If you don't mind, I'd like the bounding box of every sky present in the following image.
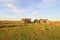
[0,0,60,21]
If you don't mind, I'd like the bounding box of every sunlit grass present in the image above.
[0,24,60,40]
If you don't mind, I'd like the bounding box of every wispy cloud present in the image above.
[31,11,37,15]
[0,0,27,14]
[6,3,27,14]
[38,0,57,9]
[0,0,27,20]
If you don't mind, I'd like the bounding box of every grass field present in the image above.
[0,23,60,40]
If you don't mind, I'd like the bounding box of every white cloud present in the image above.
[0,0,11,3]
[2,0,10,2]
[38,0,56,9]
[1,0,15,2]
[0,0,27,14]
[6,3,27,13]
[31,11,37,15]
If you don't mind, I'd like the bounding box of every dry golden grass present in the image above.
[0,23,60,40]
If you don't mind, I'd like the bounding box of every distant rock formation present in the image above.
[33,19,39,24]
[20,18,31,24]
[39,19,50,24]
[20,18,50,24]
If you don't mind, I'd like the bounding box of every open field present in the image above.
[0,23,60,40]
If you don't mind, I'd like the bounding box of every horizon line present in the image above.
[0,18,60,21]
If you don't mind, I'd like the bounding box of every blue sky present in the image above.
[0,0,60,21]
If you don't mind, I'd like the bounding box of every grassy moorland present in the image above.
[0,23,60,40]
